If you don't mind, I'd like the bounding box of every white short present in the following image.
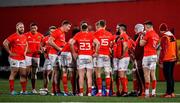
[60,52,73,67]
[93,57,98,68]
[113,58,118,71]
[9,57,26,69]
[25,56,40,67]
[77,55,93,69]
[142,55,157,70]
[43,59,53,71]
[118,57,130,71]
[48,54,58,67]
[97,55,112,73]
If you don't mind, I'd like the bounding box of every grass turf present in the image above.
[0,79,180,102]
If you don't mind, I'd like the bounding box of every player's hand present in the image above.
[9,51,17,56]
[118,55,124,59]
[27,49,31,53]
[38,50,43,54]
[93,52,98,57]
[72,52,78,60]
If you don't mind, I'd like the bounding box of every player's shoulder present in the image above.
[37,32,44,37]
[24,32,30,36]
[7,33,18,39]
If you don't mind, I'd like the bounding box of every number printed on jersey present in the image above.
[101,39,109,46]
[80,42,91,50]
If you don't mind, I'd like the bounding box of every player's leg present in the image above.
[85,56,93,96]
[86,69,93,96]
[118,57,129,96]
[62,66,69,94]
[78,68,85,96]
[143,68,150,97]
[95,55,103,96]
[129,68,138,96]
[8,58,19,95]
[150,69,157,96]
[104,56,111,96]
[31,57,39,93]
[19,67,28,94]
[113,58,120,95]
[25,56,32,92]
[9,68,19,94]
[135,60,145,96]
[19,59,28,94]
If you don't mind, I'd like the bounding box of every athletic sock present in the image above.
[20,81,27,92]
[133,80,138,92]
[9,80,14,92]
[145,82,150,96]
[106,77,111,93]
[96,77,102,93]
[152,80,157,95]
[62,76,68,93]
[88,87,92,94]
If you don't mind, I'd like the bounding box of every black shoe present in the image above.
[129,91,138,97]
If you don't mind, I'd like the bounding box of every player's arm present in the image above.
[48,36,62,51]
[69,38,78,59]
[121,42,128,58]
[3,39,16,56]
[140,39,147,46]
[39,37,45,54]
[140,33,147,46]
[24,41,28,56]
[93,38,100,57]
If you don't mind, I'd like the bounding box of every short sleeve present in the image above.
[51,30,58,39]
[6,34,15,43]
[73,33,80,41]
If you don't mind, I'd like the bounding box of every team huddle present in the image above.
[3,20,177,98]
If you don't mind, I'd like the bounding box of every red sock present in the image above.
[80,88,84,93]
[88,87,92,94]
[96,78,102,92]
[9,80,14,92]
[120,77,128,92]
[152,80,157,89]
[62,76,68,93]
[133,80,138,91]
[20,81,27,92]
[116,77,121,93]
[124,78,128,92]
[145,82,150,89]
[51,81,55,93]
[106,78,111,92]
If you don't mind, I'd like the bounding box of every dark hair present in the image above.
[61,20,71,26]
[81,22,88,31]
[98,20,106,27]
[30,22,37,27]
[119,24,127,31]
[49,26,56,30]
[144,20,153,26]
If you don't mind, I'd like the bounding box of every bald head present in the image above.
[16,22,24,34]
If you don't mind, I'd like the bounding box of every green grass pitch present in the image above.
[0,79,180,102]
